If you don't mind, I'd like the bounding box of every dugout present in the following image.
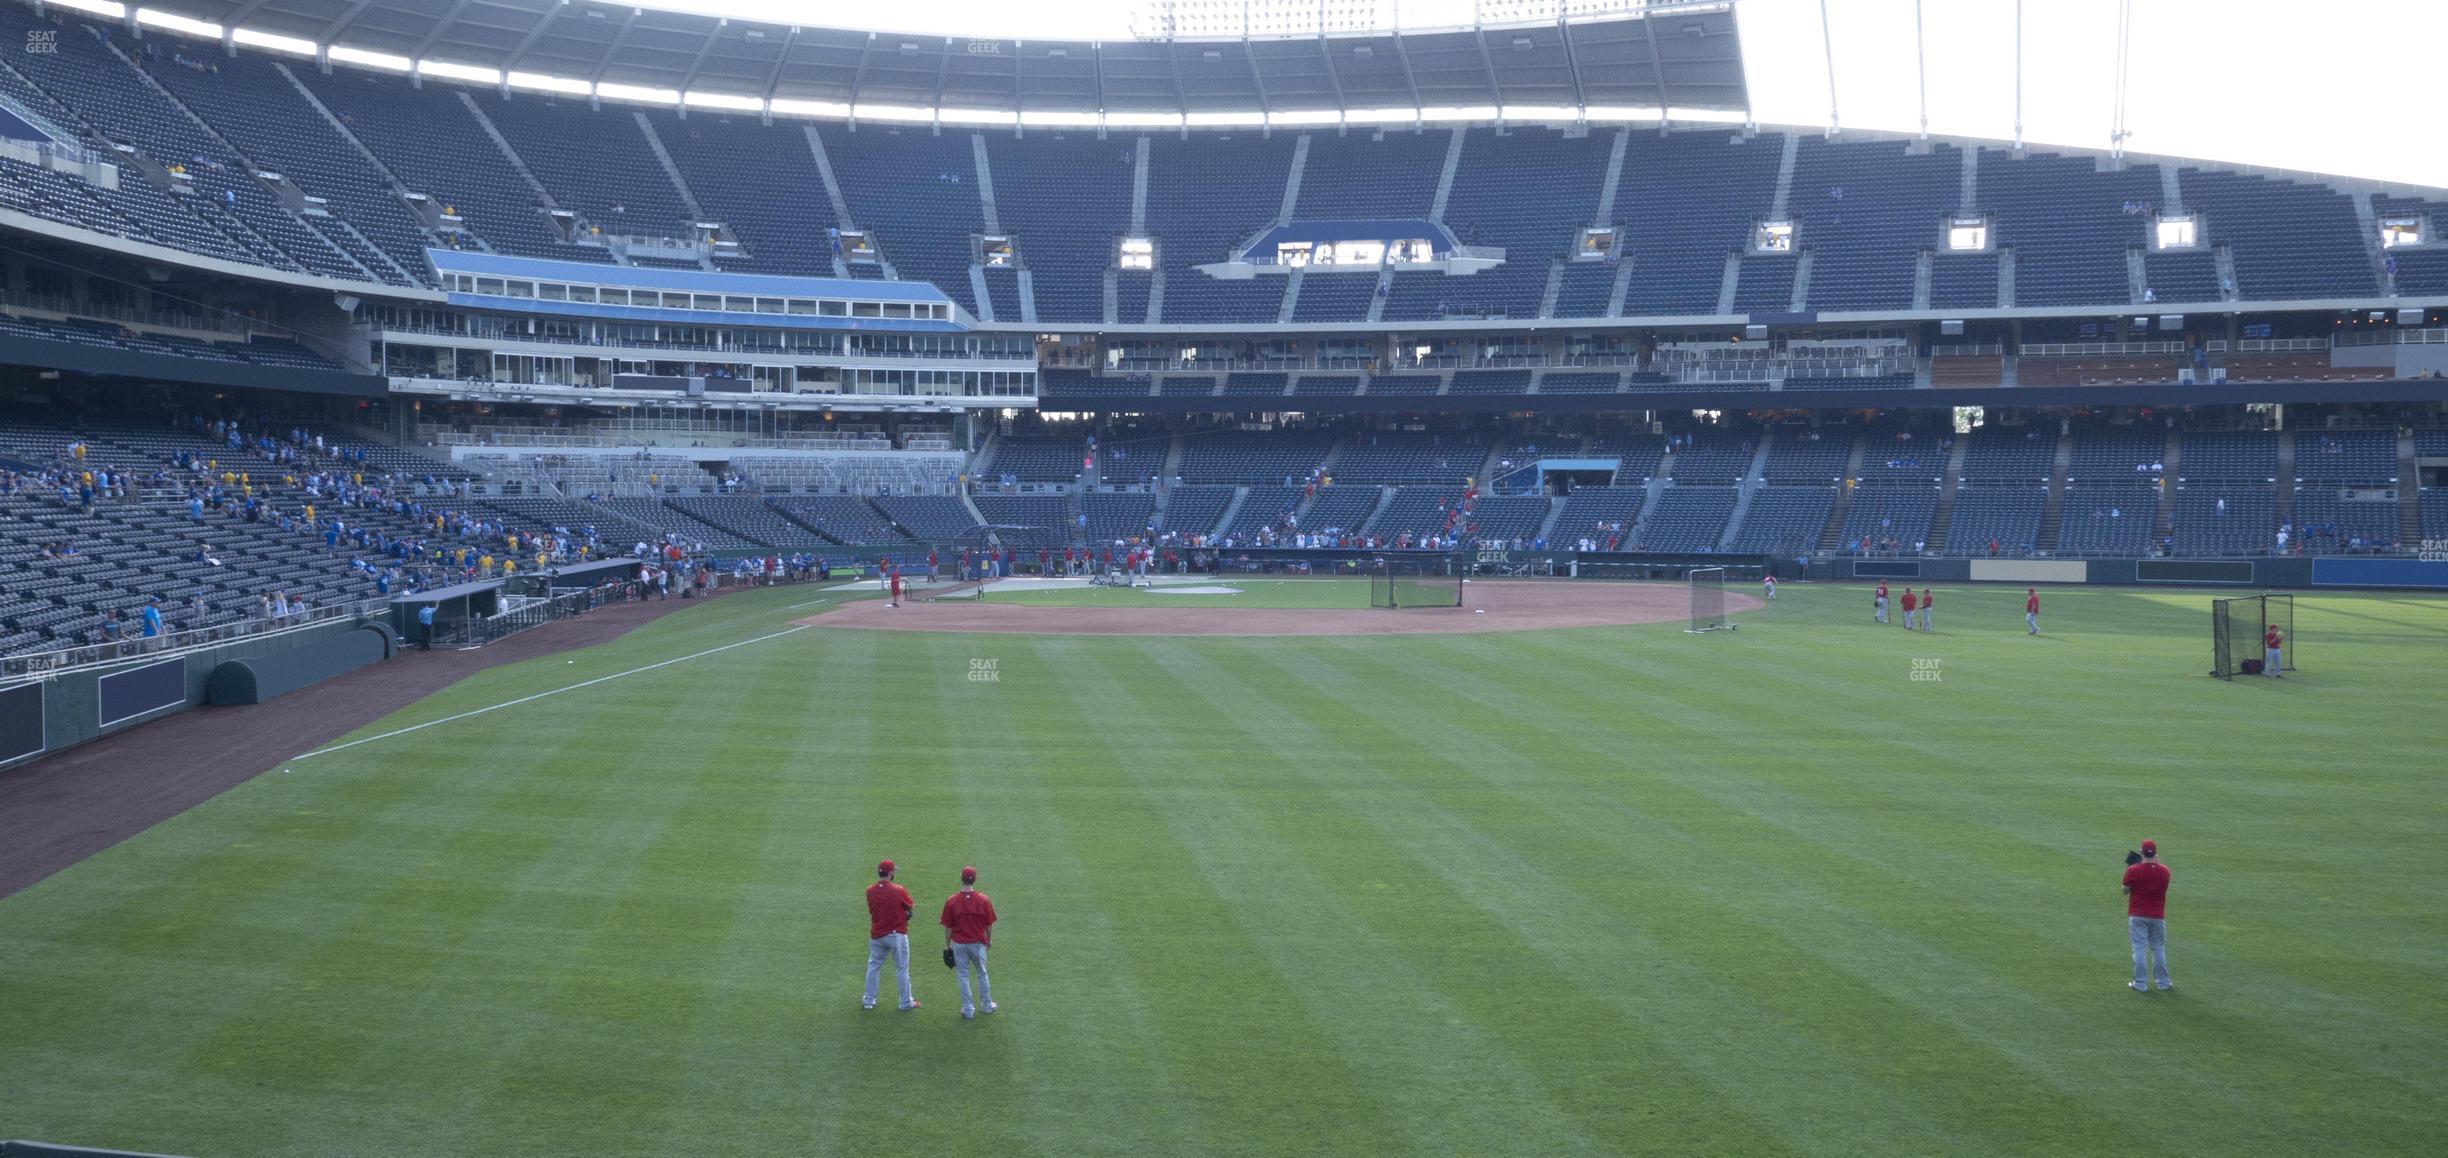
[389,580,502,642]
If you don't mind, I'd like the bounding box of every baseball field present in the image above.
[0,578,2441,1156]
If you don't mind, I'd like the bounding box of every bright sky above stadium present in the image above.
[630,0,2448,189]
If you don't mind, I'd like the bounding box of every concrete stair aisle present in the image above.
[1632,448,1676,544]
[1429,127,1466,220]
[1163,434,1186,485]
[2400,430,2423,547]
[2151,431,2183,541]
[2275,429,2297,529]
[1606,260,1635,317]
[1535,496,1567,544]
[2036,425,2073,552]
[1926,435,1970,553]
[802,126,865,278]
[959,491,991,529]
[1213,486,1250,537]
[1353,486,1400,538]
[1717,432,1775,551]
[1817,432,1871,550]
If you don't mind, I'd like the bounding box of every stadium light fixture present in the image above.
[135,8,221,37]
[1665,106,1747,124]
[47,0,124,19]
[1499,104,1582,122]
[1268,109,1342,126]
[683,90,765,111]
[1582,104,1666,122]
[232,28,316,56]
[1186,110,1268,127]
[770,97,856,119]
[1421,105,1503,121]
[1104,110,1186,127]
[938,106,1021,125]
[854,103,938,123]
[420,60,503,86]
[1018,109,1102,127]
[508,71,594,95]
[1344,107,1421,125]
[599,81,684,105]
[329,45,414,72]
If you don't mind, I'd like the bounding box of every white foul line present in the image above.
[290,625,810,761]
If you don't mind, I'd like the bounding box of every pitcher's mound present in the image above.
[802,580,1758,637]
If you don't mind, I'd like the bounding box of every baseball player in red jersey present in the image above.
[1875,580,1889,623]
[1899,587,1916,630]
[864,860,920,1010]
[2263,624,2284,678]
[1918,588,1934,632]
[887,567,902,608]
[940,866,999,1019]
[2026,588,2041,635]
[2123,840,2173,991]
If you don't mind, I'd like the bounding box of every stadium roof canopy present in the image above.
[110,0,1745,123]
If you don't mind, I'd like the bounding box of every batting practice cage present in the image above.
[2211,593,2295,679]
[1370,557,1463,609]
[1688,566,1735,632]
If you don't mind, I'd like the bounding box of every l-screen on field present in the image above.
[2,580,2443,1157]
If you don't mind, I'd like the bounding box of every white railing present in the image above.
[0,597,390,685]
[2020,341,2188,356]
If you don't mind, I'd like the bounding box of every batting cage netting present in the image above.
[1370,558,1464,609]
[2211,593,2294,679]
[1688,566,1733,632]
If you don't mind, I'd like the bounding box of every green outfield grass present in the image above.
[1,581,2442,1157]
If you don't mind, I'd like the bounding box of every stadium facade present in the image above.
[1,0,2446,682]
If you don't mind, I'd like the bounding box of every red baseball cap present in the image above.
[960,865,978,883]
[877,859,895,876]
[2140,840,2156,854]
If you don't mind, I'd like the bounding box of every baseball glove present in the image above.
[943,948,957,969]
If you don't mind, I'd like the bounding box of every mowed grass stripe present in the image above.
[1551,594,2448,1061]
[1083,640,1613,1157]
[647,627,874,1157]
[933,633,1213,1156]
[1279,630,2226,1150]
[1201,633,2005,1154]
[1443,604,2442,1148]
[1033,635,1412,1157]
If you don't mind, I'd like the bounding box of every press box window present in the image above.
[2380,217,2425,248]
[1945,216,1990,252]
[1753,221,1794,254]
[1119,237,1154,270]
[979,235,1016,268]
[2154,214,2200,251]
